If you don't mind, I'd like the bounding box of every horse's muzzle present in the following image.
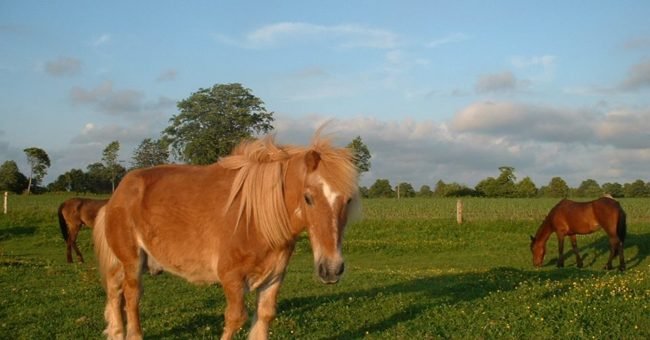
[317,260,344,284]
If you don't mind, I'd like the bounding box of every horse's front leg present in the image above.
[569,235,583,268]
[249,278,283,340]
[556,234,565,268]
[221,279,247,340]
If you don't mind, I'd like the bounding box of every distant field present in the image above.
[1,194,649,339]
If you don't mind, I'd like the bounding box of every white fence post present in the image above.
[3,191,7,214]
[456,198,463,224]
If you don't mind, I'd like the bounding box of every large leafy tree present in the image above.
[368,179,394,198]
[164,83,274,165]
[102,141,120,192]
[602,182,624,198]
[23,147,50,194]
[346,136,371,175]
[542,177,570,198]
[396,182,416,198]
[516,177,538,198]
[131,138,169,169]
[47,169,87,193]
[575,179,602,197]
[0,160,28,194]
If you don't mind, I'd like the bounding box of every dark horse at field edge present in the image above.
[530,197,626,270]
[58,197,108,263]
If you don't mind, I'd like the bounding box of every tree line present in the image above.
[0,83,372,195]
[362,166,650,199]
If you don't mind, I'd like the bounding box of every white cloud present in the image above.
[156,69,177,82]
[92,33,111,47]
[218,22,400,49]
[475,71,528,93]
[451,101,597,143]
[618,59,650,91]
[596,109,650,148]
[69,81,175,118]
[44,57,82,76]
[426,33,469,48]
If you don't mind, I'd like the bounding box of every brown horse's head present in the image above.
[297,147,359,284]
[530,235,545,267]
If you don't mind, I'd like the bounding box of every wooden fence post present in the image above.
[456,198,463,224]
[3,191,7,214]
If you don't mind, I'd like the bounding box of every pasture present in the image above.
[1,194,649,339]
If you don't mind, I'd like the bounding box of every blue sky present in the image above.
[1,1,650,189]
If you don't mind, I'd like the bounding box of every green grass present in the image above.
[1,195,649,339]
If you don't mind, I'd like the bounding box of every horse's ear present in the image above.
[305,150,321,172]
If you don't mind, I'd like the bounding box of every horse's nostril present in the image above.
[318,262,327,278]
[336,262,345,276]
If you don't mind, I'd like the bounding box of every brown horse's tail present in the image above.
[617,208,627,244]
[92,207,118,289]
[58,203,69,242]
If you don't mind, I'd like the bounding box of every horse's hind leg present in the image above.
[569,235,583,268]
[604,237,620,270]
[122,260,143,339]
[617,241,625,271]
[104,262,126,339]
[69,224,84,263]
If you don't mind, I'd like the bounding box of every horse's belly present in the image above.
[139,237,221,284]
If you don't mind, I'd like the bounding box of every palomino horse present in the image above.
[92,132,359,340]
[530,197,626,270]
[58,197,108,263]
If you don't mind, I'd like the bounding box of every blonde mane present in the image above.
[219,132,359,248]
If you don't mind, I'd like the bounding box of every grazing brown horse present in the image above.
[92,132,360,340]
[530,197,626,270]
[58,197,108,263]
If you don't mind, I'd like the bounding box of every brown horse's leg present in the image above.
[604,238,619,270]
[569,235,583,268]
[556,234,565,267]
[122,260,143,340]
[220,279,247,340]
[249,279,283,339]
[69,224,85,263]
[618,241,625,271]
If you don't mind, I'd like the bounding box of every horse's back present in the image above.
[549,197,622,235]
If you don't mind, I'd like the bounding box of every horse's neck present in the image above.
[534,220,553,244]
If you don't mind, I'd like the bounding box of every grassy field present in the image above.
[1,194,649,339]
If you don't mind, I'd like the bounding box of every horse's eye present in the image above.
[304,194,314,206]
[346,198,352,205]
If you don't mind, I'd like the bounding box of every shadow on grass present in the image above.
[278,267,600,339]
[544,232,650,270]
[0,226,37,240]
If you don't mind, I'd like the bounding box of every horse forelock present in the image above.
[218,133,360,248]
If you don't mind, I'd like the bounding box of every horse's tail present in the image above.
[617,207,627,244]
[92,207,118,289]
[58,203,69,242]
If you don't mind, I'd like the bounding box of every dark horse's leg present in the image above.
[569,235,583,268]
[556,234,565,267]
[70,224,85,263]
[605,238,625,271]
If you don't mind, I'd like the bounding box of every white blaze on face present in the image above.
[318,176,342,254]
[320,176,339,209]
